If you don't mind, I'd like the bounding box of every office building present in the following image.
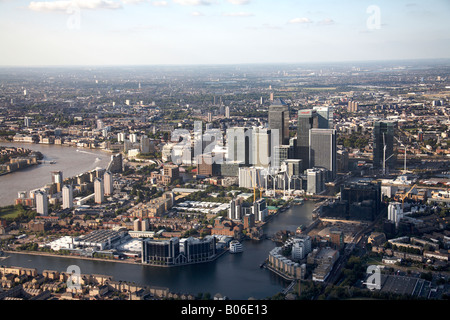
[62,185,73,210]
[268,98,290,146]
[313,106,331,129]
[309,129,337,181]
[297,109,319,169]
[306,168,327,195]
[340,181,382,221]
[373,121,396,173]
[35,190,48,215]
[226,127,252,166]
[141,236,216,266]
[252,127,274,168]
[273,145,290,169]
[238,167,263,189]
[104,171,113,196]
[94,178,104,204]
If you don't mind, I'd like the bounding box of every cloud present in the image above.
[191,11,204,16]
[318,18,335,25]
[288,17,312,24]
[222,11,254,17]
[226,0,250,4]
[28,0,123,12]
[172,0,212,5]
[151,0,168,6]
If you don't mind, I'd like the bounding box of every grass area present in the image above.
[0,205,24,220]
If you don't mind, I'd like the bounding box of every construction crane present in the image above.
[400,184,417,209]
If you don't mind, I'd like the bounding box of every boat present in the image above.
[229,240,243,254]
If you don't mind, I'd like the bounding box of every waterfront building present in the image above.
[141,236,216,266]
[62,185,73,210]
[252,198,268,222]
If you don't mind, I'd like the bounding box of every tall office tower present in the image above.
[268,98,290,146]
[282,159,302,177]
[94,178,104,204]
[297,109,319,169]
[104,171,113,196]
[226,127,252,165]
[35,190,48,215]
[373,121,396,173]
[252,127,274,168]
[207,112,212,122]
[62,184,73,209]
[225,106,230,118]
[313,106,331,129]
[289,137,298,159]
[309,129,337,181]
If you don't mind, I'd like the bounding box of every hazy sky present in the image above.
[1,0,449,66]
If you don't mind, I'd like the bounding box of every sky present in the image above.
[0,0,449,66]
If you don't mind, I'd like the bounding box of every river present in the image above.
[0,142,315,299]
[2,202,315,300]
[0,142,111,206]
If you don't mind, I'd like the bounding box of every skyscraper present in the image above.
[252,127,274,168]
[297,109,319,169]
[309,129,337,180]
[62,184,73,209]
[313,106,332,129]
[94,178,104,204]
[373,121,396,173]
[104,171,113,196]
[268,98,290,146]
[226,127,252,165]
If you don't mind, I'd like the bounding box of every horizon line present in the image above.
[1,58,450,69]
